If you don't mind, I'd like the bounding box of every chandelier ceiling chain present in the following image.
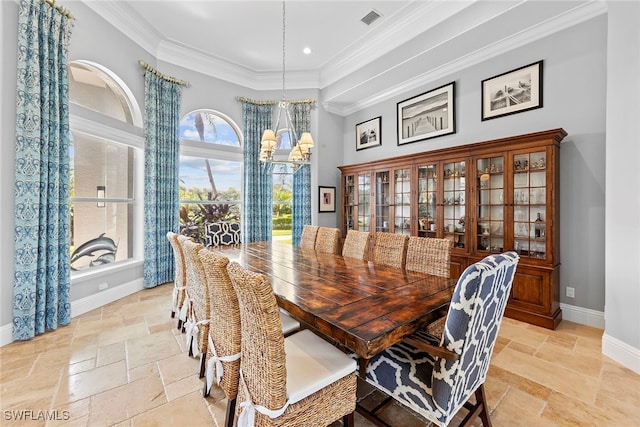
[259,0,314,167]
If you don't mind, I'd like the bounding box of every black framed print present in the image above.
[397,82,455,145]
[355,116,382,151]
[318,186,336,213]
[481,60,543,121]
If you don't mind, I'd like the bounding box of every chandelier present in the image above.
[259,1,314,166]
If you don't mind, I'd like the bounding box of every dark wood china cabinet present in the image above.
[339,128,566,329]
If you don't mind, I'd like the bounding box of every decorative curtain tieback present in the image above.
[237,369,292,427]
[171,285,186,313]
[184,318,209,357]
[205,334,241,394]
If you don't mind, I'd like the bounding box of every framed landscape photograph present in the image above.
[481,60,543,121]
[397,82,455,146]
[355,116,382,150]
[318,186,336,213]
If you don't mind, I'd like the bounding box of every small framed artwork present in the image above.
[481,60,543,121]
[355,116,382,151]
[397,81,455,146]
[318,186,336,213]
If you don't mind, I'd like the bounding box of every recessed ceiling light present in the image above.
[303,47,311,55]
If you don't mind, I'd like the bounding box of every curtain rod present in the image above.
[42,0,74,20]
[138,60,190,87]
[236,96,316,106]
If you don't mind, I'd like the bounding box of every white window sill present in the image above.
[71,259,143,284]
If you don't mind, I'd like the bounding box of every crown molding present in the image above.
[81,1,160,57]
[323,0,608,116]
[318,0,477,89]
[156,40,320,91]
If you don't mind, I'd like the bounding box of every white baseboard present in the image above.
[0,278,144,347]
[70,278,144,318]
[602,333,640,375]
[560,302,605,329]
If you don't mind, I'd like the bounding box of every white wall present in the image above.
[603,2,640,373]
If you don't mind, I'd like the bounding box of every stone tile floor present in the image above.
[1,283,638,426]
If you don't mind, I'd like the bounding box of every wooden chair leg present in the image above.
[188,335,194,357]
[461,383,492,427]
[342,412,354,427]
[199,353,206,378]
[475,383,492,427]
[171,310,175,318]
[225,397,237,427]
[177,319,183,331]
[202,378,209,398]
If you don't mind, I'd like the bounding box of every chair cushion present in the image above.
[366,331,441,424]
[279,309,300,335]
[285,329,357,405]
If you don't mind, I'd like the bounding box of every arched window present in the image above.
[68,61,143,271]
[179,110,243,242]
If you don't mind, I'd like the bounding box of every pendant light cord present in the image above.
[281,1,286,102]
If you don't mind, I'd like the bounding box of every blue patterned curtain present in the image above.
[290,102,313,246]
[240,101,274,242]
[12,0,74,340]
[143,72,182,288]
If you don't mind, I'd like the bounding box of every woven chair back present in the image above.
[199,249,241,400]
[227,261,287,411]
[315,227,340,254]
[341,230,371,260]
[182,239,210,352]
[372,232,409,268]
[167,232,186,306]
[300,225,319,250]
[406,236,453,277]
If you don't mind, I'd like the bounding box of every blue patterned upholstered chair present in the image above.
[205,222,241,247]
[364,252,519,427]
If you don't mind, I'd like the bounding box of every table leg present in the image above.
[358,357,370,378]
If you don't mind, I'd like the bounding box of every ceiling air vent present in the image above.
[361,9,381,26]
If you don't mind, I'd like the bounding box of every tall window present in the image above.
[272,163,293,243]
[179,110,243,242]
[68,61,142,271]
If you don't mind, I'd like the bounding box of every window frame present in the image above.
[68,60,144,278]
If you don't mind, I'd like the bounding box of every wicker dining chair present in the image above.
[166,232,187,328]
[341,230,371,260]
[176,234,194,331]
[372,232,409,268]
[198,249,301,426]
[314,227,340,254]
[182,239,210,378]
[198,249,242,427]
[300,225,319,250]
[406,236,454,338]
[364,252,520,427]
[227,261,357,427]
[406,236,453,277]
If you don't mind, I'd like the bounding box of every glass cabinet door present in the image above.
[357,173,371,232]
[443,161,466,248]
[343,175,355,231]
[393,168,411,235]
[513,151,547,259]
[476,156,505,254]
[375,171,390,232]
[417,164,437,237]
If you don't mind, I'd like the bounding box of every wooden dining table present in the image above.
[216,241,456,375]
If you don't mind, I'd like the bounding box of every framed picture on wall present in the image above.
[355,116,382,150]
[397,82,455,145]
[481,60,543,121]
[318,186,336,213]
